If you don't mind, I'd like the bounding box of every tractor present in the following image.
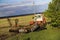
[29,14,46,32]
[9,14,46,33]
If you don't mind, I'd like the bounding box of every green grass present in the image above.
[0,15,60,40]
[6,24,60,40]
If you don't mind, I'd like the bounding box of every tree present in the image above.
[44,0,60,27]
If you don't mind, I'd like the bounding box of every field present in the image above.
[0,15,60,40]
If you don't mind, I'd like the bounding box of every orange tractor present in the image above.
[29,14,46,32]
[9,14,46,33]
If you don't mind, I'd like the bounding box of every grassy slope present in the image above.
[0,15,60,40]
[6,24,60,40]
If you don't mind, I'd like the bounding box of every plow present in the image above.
[9,14,47,33]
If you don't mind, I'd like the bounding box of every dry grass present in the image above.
[0,15,34,27]
[0,15,34,40]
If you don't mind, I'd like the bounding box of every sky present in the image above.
[35,0,51,5]
[0,0,51,17]
[0,0,51,5]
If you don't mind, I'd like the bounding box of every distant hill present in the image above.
[0,4,48,17]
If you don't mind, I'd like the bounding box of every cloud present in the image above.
[0,2,33,8]
[1,4,33,8]
[5,11,14,14]
[0,0,51,8]
[34,0,51,5]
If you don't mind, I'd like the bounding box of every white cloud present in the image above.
[0,0,51,8]
[36,2,48,5]
[5,11,14,14]
[3,4,33,8]
[0,2,33,8]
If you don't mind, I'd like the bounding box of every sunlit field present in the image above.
[0,15,34,27]
[0,15,60,40]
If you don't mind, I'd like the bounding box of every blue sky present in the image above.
[34,0,51,5]
[0,0,51,17]
[0,0,51,5]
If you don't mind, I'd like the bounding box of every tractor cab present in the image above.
[30,14,44,25]
[33,14,43,22]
